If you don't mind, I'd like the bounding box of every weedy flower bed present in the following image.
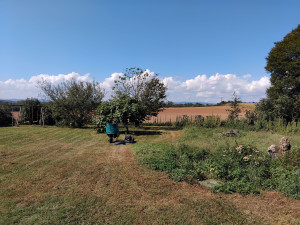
[134,130,300,199]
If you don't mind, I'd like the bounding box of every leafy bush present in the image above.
[134,143,209,183]
[0,102,12,126]
[209,145,264,194]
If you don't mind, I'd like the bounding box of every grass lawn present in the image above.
[0,125,299,224]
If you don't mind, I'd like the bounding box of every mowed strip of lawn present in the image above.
[0,126,282,224]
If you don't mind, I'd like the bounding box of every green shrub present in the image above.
[281,148,300,169]
[202,116,221,128]
[213,178,260,195]
[134,143,210,183]
[0,102,12,126]
[268,167,300,199]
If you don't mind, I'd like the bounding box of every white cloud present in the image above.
[243,74,252,79]
[0,72,93,100]
[162,77,181,92]
[100,72,123,90]
[0,71,271,103]
[29,72,93,85]
[162,73,270,103]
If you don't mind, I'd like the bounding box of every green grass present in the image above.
[180,126,300,152]
[134,126,300,198]
[0,125,268,224]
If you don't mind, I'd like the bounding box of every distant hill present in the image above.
[173,101,214,105]
[0,99,49,104]
[0,99,22,103]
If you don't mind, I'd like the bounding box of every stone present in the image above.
[268,137,291,158]
[268,144,281,158]
[280,137,291,152]
[221,130,239,137]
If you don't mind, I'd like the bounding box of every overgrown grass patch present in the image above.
[134,126,300,199]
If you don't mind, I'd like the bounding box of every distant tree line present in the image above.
[215,100,242,106]
[162,101,205,108]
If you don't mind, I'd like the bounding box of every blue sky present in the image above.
[0,0,299,102]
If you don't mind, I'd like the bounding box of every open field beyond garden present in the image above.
[148,103,256,122]
[0,125,299,224]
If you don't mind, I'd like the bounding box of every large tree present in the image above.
[39,79,104,128]
[258,25,300,122]
[95,94,140,133]
[95,68,167,132]
[266,25,300,100]
[113,67,167,122]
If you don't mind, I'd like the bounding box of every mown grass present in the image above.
[0,125,268,224]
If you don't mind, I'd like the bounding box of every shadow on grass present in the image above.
[126,130,163,136]
[141,126,181,131]
[118,125,182,136]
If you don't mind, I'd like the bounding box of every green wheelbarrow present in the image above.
[106,124,119,143]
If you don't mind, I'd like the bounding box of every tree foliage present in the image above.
[266,25,300,100]
[95,94,140,132]
[39,79,104,128]
[108,68,167,123]
[41,102,56,125]
[21,98,41,124]
[113,67,167,119]
[95,68,167,132]
[258,25,300,122]
[0,102,12,126]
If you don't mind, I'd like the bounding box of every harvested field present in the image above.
[148,103,256,122]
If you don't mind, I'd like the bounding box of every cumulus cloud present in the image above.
[0,71,271,103]
[162,77,181,92]
[162,73,270,103]
[0,72,93,100]
[29,72,93,85]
